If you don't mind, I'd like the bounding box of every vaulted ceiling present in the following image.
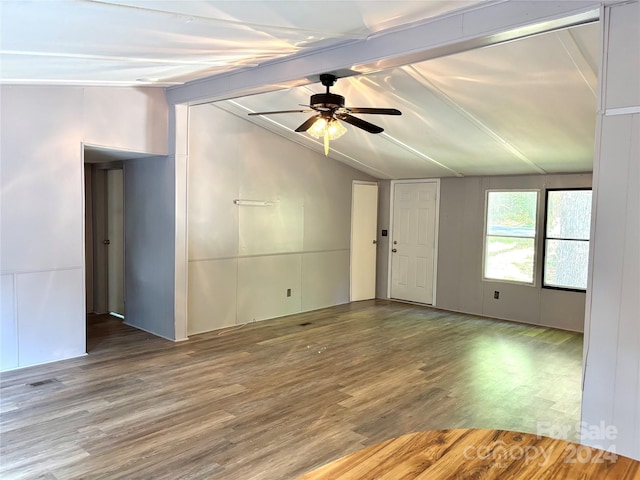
[0,0,600,178]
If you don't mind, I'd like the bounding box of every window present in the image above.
[543,189,592,290]
[484,190,538,284]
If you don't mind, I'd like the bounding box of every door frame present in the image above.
[387,178,441,305]
[350,180,379,301]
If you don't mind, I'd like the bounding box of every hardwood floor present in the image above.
[298,429,640,479]
[0,300,583,479]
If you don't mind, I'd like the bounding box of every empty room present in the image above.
[1,0,638,478]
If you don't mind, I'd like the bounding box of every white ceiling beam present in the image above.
[167,0,601,106]
[379,132,464,177]
[556,29,599,98]
[2,50,232,67]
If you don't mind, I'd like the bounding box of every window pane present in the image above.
[487,191,537,237]
[485,236,535,283]
[546,190,592,240]
[544,240,589,289]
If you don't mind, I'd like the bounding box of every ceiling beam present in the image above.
[379,133,464,177]
[167,0,601,106]
[556,29,599,98]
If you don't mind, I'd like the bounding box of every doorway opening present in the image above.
[84,157,124,351]
[85,164,124,316]
[84,145,158,351]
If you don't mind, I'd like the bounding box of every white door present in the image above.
[390,182,438,304]
[351,182,378,301]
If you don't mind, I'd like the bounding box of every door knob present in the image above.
[103,239,111,245]
[392,248,397,253]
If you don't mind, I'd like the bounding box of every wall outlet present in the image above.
[494,291,500,299]
[287,288,292,297]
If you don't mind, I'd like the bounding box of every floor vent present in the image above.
[28,378,59,387]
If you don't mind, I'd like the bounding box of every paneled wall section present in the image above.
[187,104,373,334]
[581,1,640,460]
[436,173,592,332]
[0,86,168,371]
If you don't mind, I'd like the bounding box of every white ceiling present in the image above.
[221,22,599,178]
[0,1,600,178]
[0,0,485,86]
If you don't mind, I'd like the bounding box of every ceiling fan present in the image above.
[248,73,401,154]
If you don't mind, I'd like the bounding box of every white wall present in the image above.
[186,104,374,334]
[83,88,168,153]
[0,86,168,370]
[581,1,640,460]
[435,173,592,332]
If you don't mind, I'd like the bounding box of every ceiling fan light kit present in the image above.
[248,73,401,155]
[306,117,347,140]
[306,117,347,155]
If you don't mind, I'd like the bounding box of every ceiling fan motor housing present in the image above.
[310,93,345,110]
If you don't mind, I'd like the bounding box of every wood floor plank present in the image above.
[1,300,584,479]
[298,429,640,480]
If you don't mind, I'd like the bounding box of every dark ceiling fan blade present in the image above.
[299,104,330,111]
[294,114,322,132]
[345,107,402,115]
[336,113,384,134]
[248,109,311,116]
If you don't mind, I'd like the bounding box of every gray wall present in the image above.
[435,173,592,332]
[124,156,176,340]
[186,104,375,334]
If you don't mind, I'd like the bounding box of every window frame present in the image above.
[542,187,592,292]
[482,189,540,286]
